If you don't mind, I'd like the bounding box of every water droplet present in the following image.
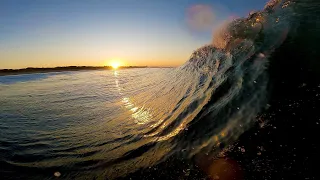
[54,172,61,177]
[184,169,190,176]
[240,147,246,153]
[258,53,265,58]
[299,83,306,88]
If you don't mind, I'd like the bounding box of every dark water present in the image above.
[1,0,320,179]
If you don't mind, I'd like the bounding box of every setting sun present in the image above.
[111,62,121,69]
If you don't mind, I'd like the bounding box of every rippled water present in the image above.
[1,0,319,179]
[0,69,176,179]
[0,58,268,179]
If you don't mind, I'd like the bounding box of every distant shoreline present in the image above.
[0,66,172,76]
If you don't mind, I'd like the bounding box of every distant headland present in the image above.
[0,66,152,76]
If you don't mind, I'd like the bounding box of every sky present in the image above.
[0,0,268,69]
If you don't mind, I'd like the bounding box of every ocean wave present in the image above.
[1,0,319,179]
[93,1,299,177]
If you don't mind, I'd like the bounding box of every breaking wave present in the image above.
[1,0,319,179]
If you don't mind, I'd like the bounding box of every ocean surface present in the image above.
[0,69,177,178]
[1,62,264,179]
[1,0,320,179]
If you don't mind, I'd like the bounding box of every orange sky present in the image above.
[0,0,268,69]
[0,1,212,69]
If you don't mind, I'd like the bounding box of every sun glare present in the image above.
[111,62,120,69]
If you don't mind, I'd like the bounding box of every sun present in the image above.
[110,61,121,69]
[104,59,123,69]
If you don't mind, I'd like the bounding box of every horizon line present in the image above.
[0,65,178,71]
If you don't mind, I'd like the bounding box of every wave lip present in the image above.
[0,0,311,179]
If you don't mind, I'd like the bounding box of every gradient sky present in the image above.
[0,0,268,69]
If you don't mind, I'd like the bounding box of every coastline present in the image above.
[0,66,157,76]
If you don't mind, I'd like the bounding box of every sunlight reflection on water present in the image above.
[114,70,153,125]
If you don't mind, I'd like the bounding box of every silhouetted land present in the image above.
[0,66,150,76]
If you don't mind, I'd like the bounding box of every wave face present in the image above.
[1,0,319,179]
